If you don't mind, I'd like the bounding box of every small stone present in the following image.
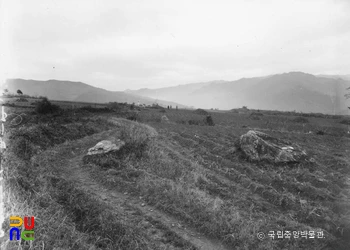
[300,199,307,205]
[161,115,170,123]
[107,169,119,175]
[141,203,145,207]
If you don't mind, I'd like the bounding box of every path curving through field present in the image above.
[48,128,229,250]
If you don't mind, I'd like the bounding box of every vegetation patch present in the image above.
[16,97,29,102]
[35,97,62,114]
[2,105,349,250]
[193,109,209,115]
[339,119,350,125]
[291,116,309,123]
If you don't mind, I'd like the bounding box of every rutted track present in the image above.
[44,128,229,250]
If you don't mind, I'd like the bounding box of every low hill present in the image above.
[4,79,188,108]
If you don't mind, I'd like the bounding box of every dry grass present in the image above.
[1,106,349,249]
[0,110,153,250]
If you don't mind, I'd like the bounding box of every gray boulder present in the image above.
[239,130,307,163]
[87,140,125,155]
[161,115,169,123]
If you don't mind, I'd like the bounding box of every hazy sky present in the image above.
[0,0,349,91]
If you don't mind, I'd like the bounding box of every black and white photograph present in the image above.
[0,0,349,249]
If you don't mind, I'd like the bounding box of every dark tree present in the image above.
[206,115,215,126]
[17,89,23,95]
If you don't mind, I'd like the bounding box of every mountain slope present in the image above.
[317,74,350,81]
[5,79,188,108]
[129,72,350,114]
[126,80,226,108]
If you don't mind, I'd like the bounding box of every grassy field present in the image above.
[0,102,349,249]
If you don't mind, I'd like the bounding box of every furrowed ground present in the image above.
[1,103,349,250]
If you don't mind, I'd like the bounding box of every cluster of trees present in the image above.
[2,89,23,95]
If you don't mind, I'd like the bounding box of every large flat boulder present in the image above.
[239,130,307,163]
[87,140,125,156]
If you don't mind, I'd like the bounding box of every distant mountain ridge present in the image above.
[5,72,350,114]
[4,79,188,108]
[128,72,350,115]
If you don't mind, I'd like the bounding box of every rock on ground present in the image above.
[87,140,125,155]
[161,115,170,123]
[239,130,308,163]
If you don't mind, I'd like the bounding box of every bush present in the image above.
[108,102,125,112]
[16,98,29,102]
[291,116,309,123]
[250,116,261,120]
[193,109,209,115]
[205,115,215,126]
[119,121,157,159]
[339,119,350,125]
[79,106,111,113]
[126,112,138,121]
[35,98,61,114]
[176,120,187,125]
[188,119,201,125]
[250,112,263,116]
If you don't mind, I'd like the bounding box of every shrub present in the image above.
[250,112,263,116]
[176,120,187,125]
[188,119,201,125]
[16,98,28,102]
[205,115,215,126]
[250,116,261,120]
[126,112,138,121]
[291,116,309,123]
[11,136,38,160]
[316,130,325,135]
[193,109,208,115]
[339,119,350,125]
[119,121,157,159]
[35,98,61,114]
[108,102,125,112]
[79,106,111,113]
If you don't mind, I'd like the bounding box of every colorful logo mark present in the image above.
[9,216,35,241]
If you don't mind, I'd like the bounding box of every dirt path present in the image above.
[51,128,229,250]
